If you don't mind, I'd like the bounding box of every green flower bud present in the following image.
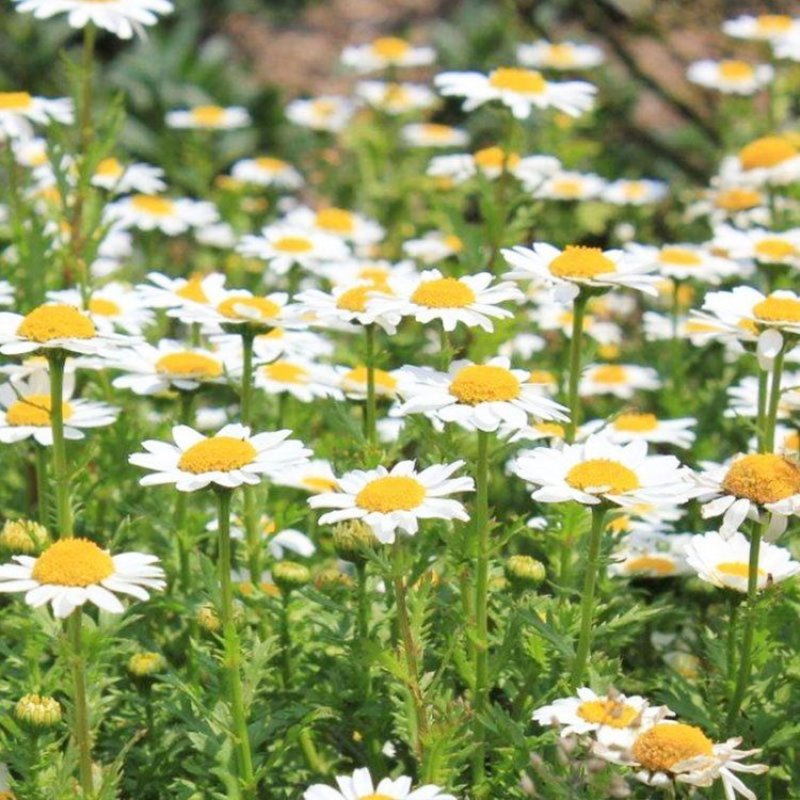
[272,561,311,593]
[14,693,62,729]
[505,555,546,590]
[0,519,49,556]
[127,651,166,679]
[332,520,378,563]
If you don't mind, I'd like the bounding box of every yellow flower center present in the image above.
[357,266,391,287]
[421,123,456,140]
[444,234,464,252]
[356,475,425,512]
[217,296,280,321]
[714,187,762,211]
[756,14,793,33]
[312,99,336,118]
[535,422,565,437]
[717,561,766,579]
[155,352,222,378]
[624,555,677,576]
[383,83,411,105]
[262,361,309,384]
[529,369,555,385]
[131,194,175,216]
[549,246,615,279]
[755,239,796,260]
[473,146,521,171]
[410,277,476,308]
[566,459,640,493]
[739,136,797,170]
[613,412,658,432]
[371,37,411,60]
[88,297,121,317]
[0,91,33,110]
[719,60,755,80]
[577,698,640,728]
[622,182,647,200]
[783,431,800,452]
[96,157,123,178]
[685,320,718,334]
[6,395,73,427]
[17,304,96,343]
[546,43,577,67]
[190,105,226,126]
[302,476,338,492]
[362,794,395,800]
[632,723,714,772]
[273,236,313,254]
[255,156,288,171]
[551,178,583,197]
[343,366,397,391]
[449,365,520,404]
[660,247,702,267]
[315,208,354,234]
[178,437,257,474]
[722,454,800,504]
[176,274,209,304]
[753,295,800,323]
[488,67,547,94]
[592,364,628,384]
[32,538,114,587]
[337,285,372,312]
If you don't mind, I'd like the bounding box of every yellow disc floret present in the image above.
[473,146,520,172]
[155,352,222,378]
[356,476,425,513]
[659,248,702,267]
[719,60,754,80]
[755,239,796,261]
[191,105,226,126]
[0,91,33,110]
[371,37,411,60]
[717,561,766,579]
[577,698,640,728]
[315,208,354,235]
[6,395,72,426]
[17,304,96,343]
[176,275,209,304]
[263,361,309,384]
[449,365,520,404]
[549,246,615,279]
[273,236,313,254]
[342,366,397,393]
[88,297,121,317]
[624,556,677,576]
[178,437,257,474]
[411,277,476,308]
[131,194,174,216]
[336,285,373,313]
[722,454,800,504]
[739,136,797,170]
[489,67,546,94]
[566,459,640,494]
[217,296,280,321]
[613,413,658,432]
[632,723,714,772]
[32,538,114,587]
[753,295,800,323]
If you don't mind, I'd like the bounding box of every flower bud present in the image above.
[197,603,221,633]
[505,555,546,590]
[332,520,378,563]
[0,519,49,556]
[314,565,353,593]
[127,652,166,679]
[272,561,311,593]
[14,694,62,729]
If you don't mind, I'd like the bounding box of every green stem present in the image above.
[68,612,94,796]
[565,293,588,444]
[364,323,377,445]
[355,561,369,642]
[472,430,490,787]
[764,342,786,453]
[727,597,739,684]
[756,367,769,453]
[174,393,195,592]
[79,23,96,154]
[48,352,73,539]
[240,332,261,584]
[216,490,256,797]
[35,446,48,526]
[569,505,608,687]
[725,519,764,732]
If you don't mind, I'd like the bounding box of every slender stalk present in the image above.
[565,293,588,444]
[355,561,369,642]
[48,352,73,539]
[725,519,765,732]
[569,505,608,687]
[727,597,739,683]
[240,332,261,583]
[174,392,195,591]
[764,342,786,453]
[364,323,377,445]
[472,430,490,786]
[68,612,94,796]
[216,489,256,797]
[756,367,769,453]
[35,446,48,526]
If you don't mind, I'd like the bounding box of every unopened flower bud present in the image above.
[0,519,49,555]
[197,603,221,633]
[272,561,311,593]
[505,555,546,590]
[332,520,378,563]
[314,565,353,593]
[15,694,62,728]
[127,652,166,679]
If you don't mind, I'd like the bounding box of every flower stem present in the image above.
[569,505,608,687]
[764,341,786,453]
[756,366,769,453]
[68,612,94,796]
[35,445,48,526]
[565,292,588,444]
[216,489,256,797]
[364,323,377,446]
[472,429,490,787]
[725,519,764,733]
[48,352,73,539]
[174,392,195,592]
[240,332,261,584]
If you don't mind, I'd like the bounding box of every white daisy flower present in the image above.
[602,178,668,206]
[165,105,250,130]
[427,147,560,186]
[517,40,604,70]
[686,530,800,592]
[687,185,771,228]
[593,721,768,800]
[285,96,356,133]
[355,81,438,115]
[402,231,464,264]
[231,156,303,189]
[110,341,228,396]
[434,67,596,119]
[628,243,740,284]
[723,14,800,42]
[609,531,694,579]
[511,435,691,509]
[237,224,350,275]
[401,123,469,148]
[48,283,154,335]
[396,357,569,433]
[581,412,696,449]
[267,459,339,494]
[533,170,607,201]
[255,358,341,402]
[0,538,164,618]
[502,242,657,303]
[341,38,436,73]
[137,271,227,310]
[533,688,671,745]
[687,60,774,95]
[294,282,401,334]
[0,91,73,140]
[0,370,117,445]
[0,303,137,357]
[692,453,800,537]
[13,0,173,38]
[713,224,800,269]
[718,135,800,187]
[106,194,218,235]
[171,289,294,335]
[284,206,384,247]
[370,268,523,333]
[309,460,474,543]
[91,158,166,195]
[579,363,661,399]
[129,423,311,493]
[0,282,14,307]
